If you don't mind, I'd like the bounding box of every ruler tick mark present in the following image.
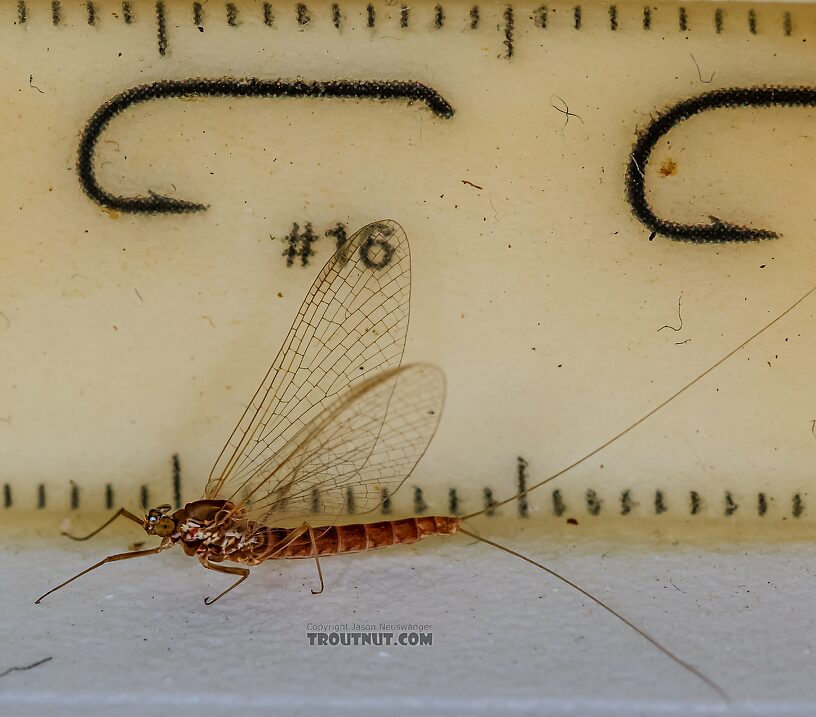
[105,483,114,510]
[792,493,804,518]
[3,484,11,509]
[87,1,96,25]
[296,2,310,26]
[552,489,566,516]
[573,5,581,30]
[155,0,168,56]
[724,491,738,516]
[517,457,528,518]
[469,4,479,29]
[448,487,459,515]
[714,7,723,33]
[620,489,635,515]
[483,487,496,516]
[400,4,408,28]
[51,0,60,26]
[332,2,341,28]
[263,2,274,26]
[516,456,530,518]
[17,0,26,24]
[193,1,203,26]
[413,486,427,514]
[748,8,756,35]
[503,5,514,58]
[345,486,355,514]
[37,484,45,509]
[172,454,182,508]
[783,11,792,36]
[366,3,374,28]
[533,5,547,29]
[586,489,601,515]
[226,2,238,26]
[381,487,391,515]
[434,4,444,28]
[678,6,688,31]
[70,482,79,510]
[642,5,650,30]
[609,4,617,31]
[655,490,666,514]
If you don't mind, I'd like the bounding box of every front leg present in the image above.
[62,507,144,541]
[35,545,165,603]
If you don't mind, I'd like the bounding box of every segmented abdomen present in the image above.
[239,516,458,564]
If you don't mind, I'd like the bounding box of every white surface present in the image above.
[3,520,816,716]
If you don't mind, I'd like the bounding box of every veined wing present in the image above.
[226,363,445,525]
[206,220,412,501]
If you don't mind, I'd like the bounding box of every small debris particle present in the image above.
[659,158,678,177]
[28,75,44,94]
[0,657,53,679]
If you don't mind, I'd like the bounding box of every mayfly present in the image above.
[37,220,450,607]
[36,219,816,699]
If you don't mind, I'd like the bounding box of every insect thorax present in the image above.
[175,500,257,558]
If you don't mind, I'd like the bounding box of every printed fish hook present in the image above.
[626,85,816,243]
[77,77,455,214]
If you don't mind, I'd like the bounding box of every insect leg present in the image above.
[200,561,250,605]
[305,523,325,595]
[253,523,323,594]
[35,545,164,604]
[62,507,144,541]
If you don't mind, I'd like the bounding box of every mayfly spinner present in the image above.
[37,219,816,699]
[38,220,450,606]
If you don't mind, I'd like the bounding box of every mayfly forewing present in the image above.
[235,362,445,527]
[205,219,411,503]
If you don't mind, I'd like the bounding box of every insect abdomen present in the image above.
[255,516,458,561]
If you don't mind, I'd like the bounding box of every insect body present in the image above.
[37,220,454,605]
[133,498,458,602]
[165,500,456,565]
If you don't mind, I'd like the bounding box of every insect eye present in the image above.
[154,517,175,537]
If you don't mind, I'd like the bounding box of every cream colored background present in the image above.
[3,4,816,715]
[1,0,814,521]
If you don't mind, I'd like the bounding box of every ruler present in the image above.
[1,0,815,525]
